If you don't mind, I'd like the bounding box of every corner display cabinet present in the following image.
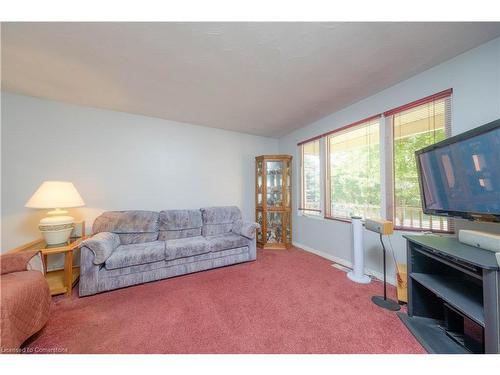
[255,155,292,249]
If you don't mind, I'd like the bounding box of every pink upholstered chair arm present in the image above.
[1,250,44,275]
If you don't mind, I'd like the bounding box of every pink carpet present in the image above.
[25,247,425,354]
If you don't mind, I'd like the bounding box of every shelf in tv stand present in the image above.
[410,272,484,326]
[397,314,469,354]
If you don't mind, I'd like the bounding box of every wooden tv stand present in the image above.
[398,234,500,354]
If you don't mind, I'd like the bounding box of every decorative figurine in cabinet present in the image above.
[255,155,292,249]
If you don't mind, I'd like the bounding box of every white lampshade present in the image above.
[25,181,85,209]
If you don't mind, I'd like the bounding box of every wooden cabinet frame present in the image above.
[255,155,292,249]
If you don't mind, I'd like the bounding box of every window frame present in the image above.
[298,138,323,216]
[385,94,453,233]
[324,115,382,221]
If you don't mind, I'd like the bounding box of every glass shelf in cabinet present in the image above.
[266,212,283,244]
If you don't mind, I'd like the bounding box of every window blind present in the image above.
[387,95,453,232]
[326,117,381,220]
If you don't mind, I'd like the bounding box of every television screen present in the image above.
[416,120,500,221]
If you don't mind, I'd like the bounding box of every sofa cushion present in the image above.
[165,236,210,260]
[105,241,165,270]
[206,233,249,252]
[200,206,242,236]
[158,209,202,240]
[93,211,160,244]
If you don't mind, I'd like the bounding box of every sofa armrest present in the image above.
[81,232,120,265]
[232,220,260,240]
[1,250,43,275]
[79,246,100,297]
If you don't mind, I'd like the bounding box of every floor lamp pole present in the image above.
[371,233,400,311]
[381,234,387,300]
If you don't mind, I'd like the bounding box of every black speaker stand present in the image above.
[372,233,400,311]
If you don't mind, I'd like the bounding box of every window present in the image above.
[299,139,321,215]
[296,89,453,233]
[386,95,452,231]
[325,117,381,220]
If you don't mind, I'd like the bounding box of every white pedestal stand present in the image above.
[347,216,371,284]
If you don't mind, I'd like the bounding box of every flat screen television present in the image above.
[416,119,500,222]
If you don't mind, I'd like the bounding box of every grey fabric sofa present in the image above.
[79,206,258,297]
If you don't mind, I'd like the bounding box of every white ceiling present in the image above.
[2,22,500,137]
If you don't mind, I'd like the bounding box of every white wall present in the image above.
[279,37,500,284]
[1,93,279,259]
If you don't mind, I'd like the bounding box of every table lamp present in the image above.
[25,181,85,245]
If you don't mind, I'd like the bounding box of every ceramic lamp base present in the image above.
[39,213,74,245]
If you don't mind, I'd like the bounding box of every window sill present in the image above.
[394,226,455,235]
[298,212,323,220]
[298,214,455,234]
[324,216,352,224]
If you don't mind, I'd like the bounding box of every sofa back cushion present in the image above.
[200,206,242,236]
[92,211,159,244]
[158,209,202,240]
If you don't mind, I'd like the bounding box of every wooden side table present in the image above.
[9,235,88,297]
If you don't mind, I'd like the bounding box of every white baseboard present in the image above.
[293,241,397,286]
